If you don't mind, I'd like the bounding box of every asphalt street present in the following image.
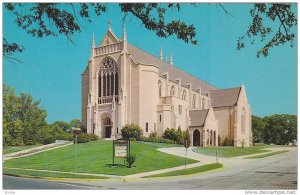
[3,148,297,190]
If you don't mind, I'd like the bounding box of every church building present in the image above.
[81,24,253,147]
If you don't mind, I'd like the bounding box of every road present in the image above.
[3,148,297,190]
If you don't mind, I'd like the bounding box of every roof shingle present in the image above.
[189,109,209,127]
[127,43,217,93]
[210,87,241,108]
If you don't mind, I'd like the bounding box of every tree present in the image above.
[263,114,297,145]
[69,119,81,129]
[3,84,47,146]
[236,4,297,58]
[3,3,297,62]
[52,121,71,132]
[3,85,24,146]
[252,115,265,143]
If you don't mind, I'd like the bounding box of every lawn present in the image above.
[193,145,270,157]
[143,163,223,178]
[3,144,42,155]
[4,140,198,176]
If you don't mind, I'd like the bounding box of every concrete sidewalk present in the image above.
[4,167,119,179]
[123,147,218,179]
[3,142,72,161]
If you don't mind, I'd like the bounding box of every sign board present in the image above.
[115,141,128,157]
[112,139,131,166]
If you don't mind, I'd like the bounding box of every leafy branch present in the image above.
[236,3,297,58]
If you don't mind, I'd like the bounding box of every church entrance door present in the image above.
[193,129,200,146]
[105,126,111,138]
[103,117,112,138]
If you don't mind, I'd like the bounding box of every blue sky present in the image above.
[3,3,297,123]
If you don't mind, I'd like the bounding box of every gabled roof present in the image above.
[189,109,209,127]
[210,87,241,108]
[99,29,120,47]
[127,43,217,93]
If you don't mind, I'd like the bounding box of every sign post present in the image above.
[185,140,187,170]
[184,138,190,170]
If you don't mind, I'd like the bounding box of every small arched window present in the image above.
[241,108,246,133]
[192,94,196,108]
[146,122,149,132]
[202,98,205,109]
[182,90,186,100]
[170,85,175,96]
[158,81,162,97]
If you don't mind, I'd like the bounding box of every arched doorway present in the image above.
[103,117,112,138]
[193,129,200,146]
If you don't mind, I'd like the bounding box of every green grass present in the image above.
[4,140,198,176]
[3,144,43,155]
[143,163,223,178]
[244,150,289,159]
[3,168,108,179]
[193,145,270,157]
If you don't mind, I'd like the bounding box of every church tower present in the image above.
[82,21,128,139]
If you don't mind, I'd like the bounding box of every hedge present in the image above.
[76,133,99,143]
[139,136,174,144]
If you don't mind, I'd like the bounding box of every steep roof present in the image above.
[210,87,241,108]
[127,43,217,93]
[189,109,209,127]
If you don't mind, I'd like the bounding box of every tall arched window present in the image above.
[158,81,162,97]
[202,98,205,109]
[182,90,186,100]
[192,94,196,108]
[170,85,175,96]
[241,108,245,133]
[98,57,119,104]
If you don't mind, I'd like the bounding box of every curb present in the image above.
[3,173,110,182]
[3,163,225,183]
[140,164,224,180]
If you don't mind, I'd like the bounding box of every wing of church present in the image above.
[81,24,253,147]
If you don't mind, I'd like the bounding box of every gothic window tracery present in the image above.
[98,57,119,103]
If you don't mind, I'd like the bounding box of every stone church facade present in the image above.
[81,25,253,147]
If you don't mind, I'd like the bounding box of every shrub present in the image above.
[220,136,234,146]
[121,123,142,140]
[57,132,74,141]
[149,132,157,138]
[139,136,174,144]
[218,135,222,146]
[162,128,183,144]
[129,137,136,142]
[76,133,98,143]
[126,154,136,168]
[182,130,191,148]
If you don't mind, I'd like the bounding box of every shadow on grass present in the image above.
[106,164,137,169]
